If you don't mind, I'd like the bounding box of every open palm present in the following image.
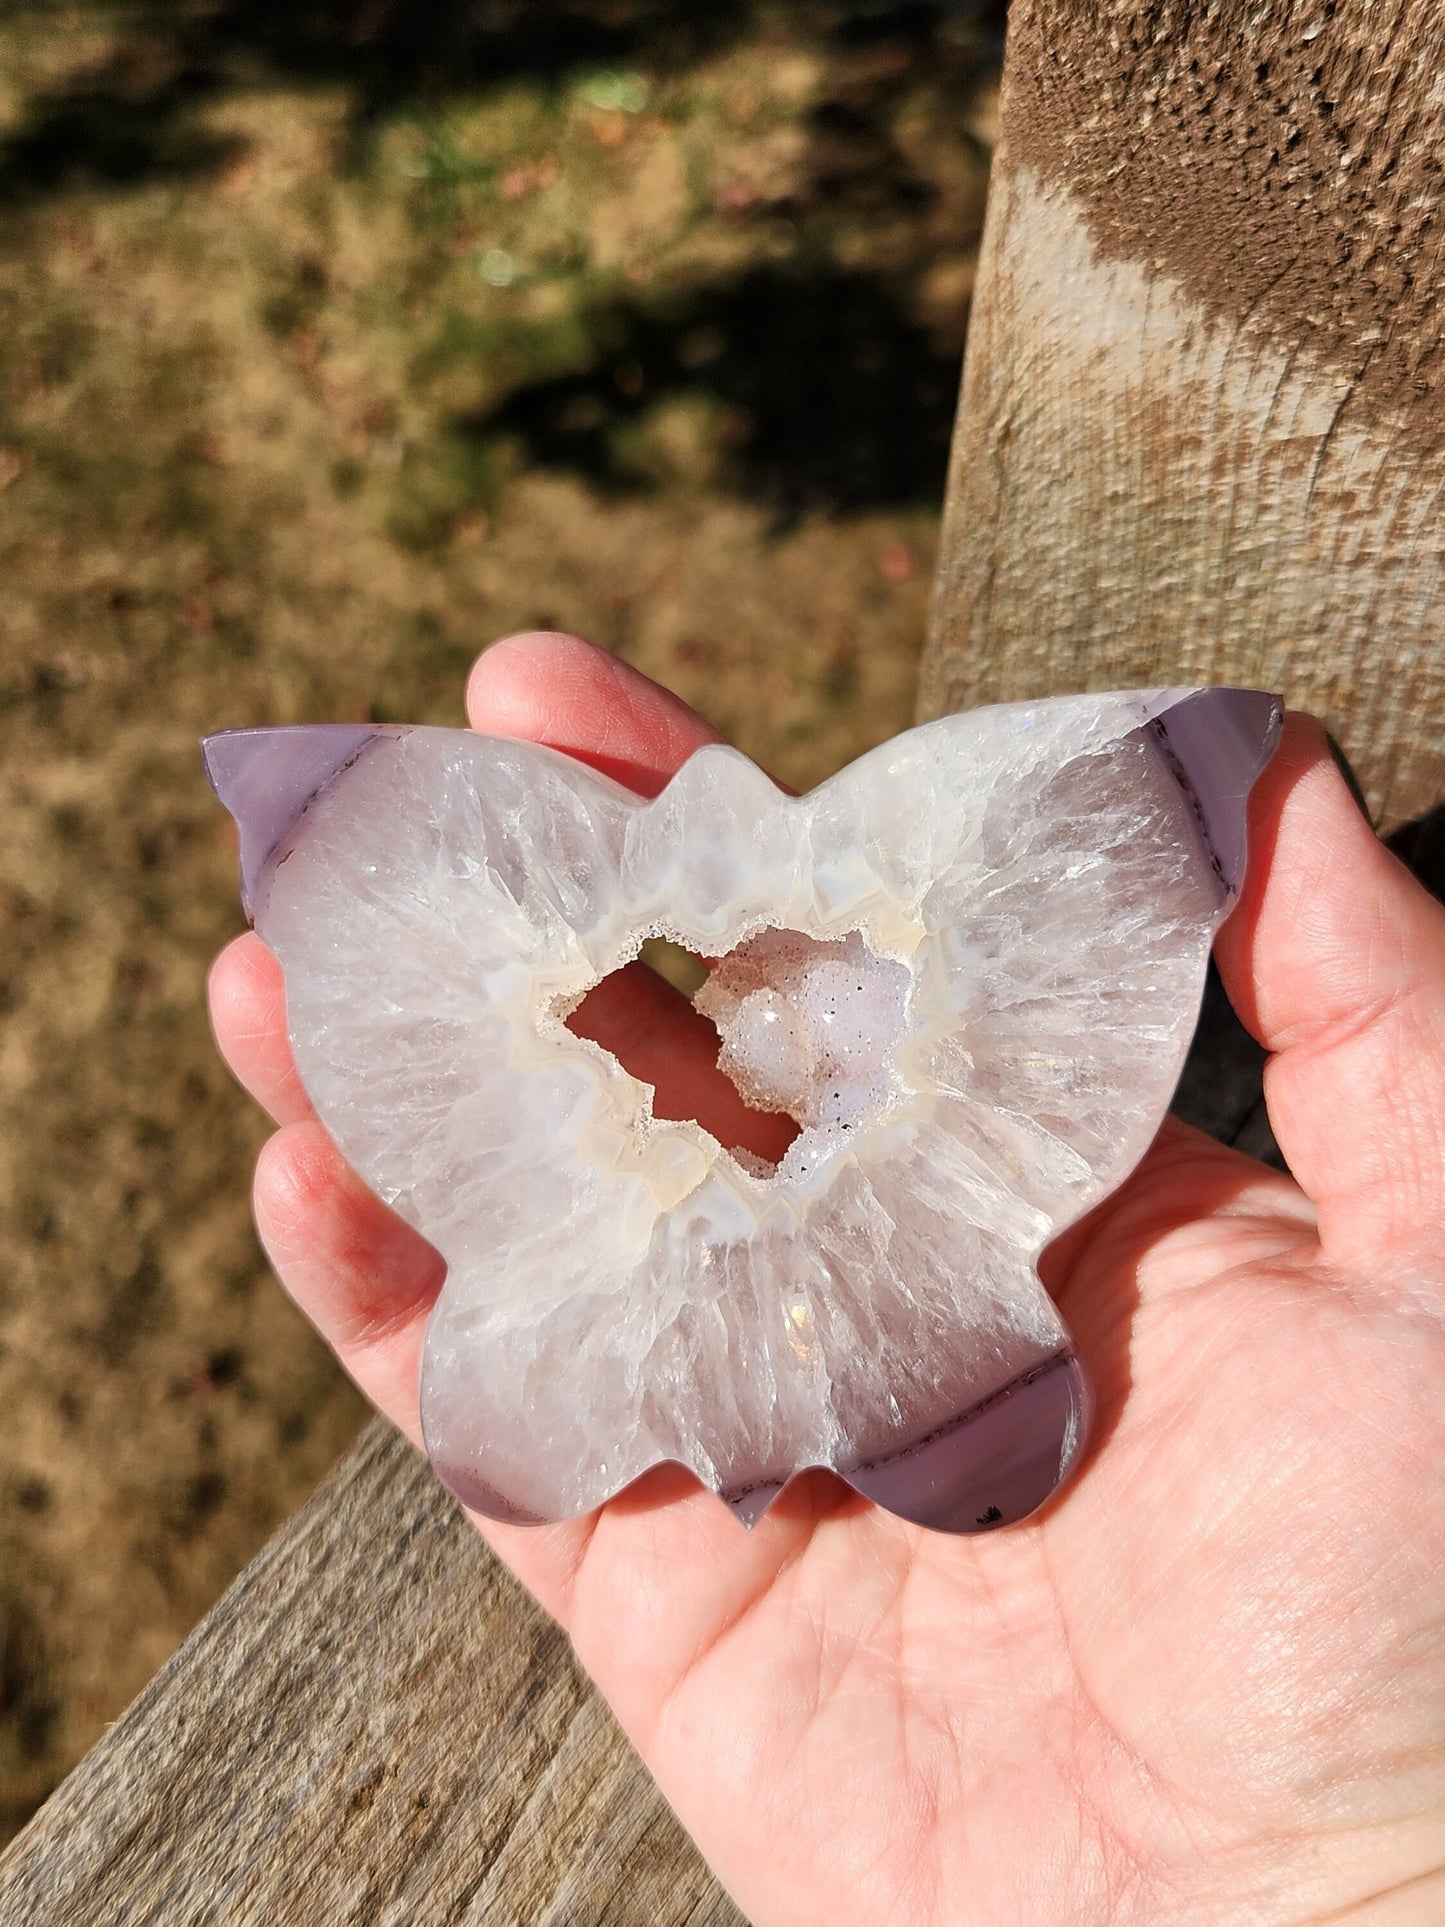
[209,634,1445,1924]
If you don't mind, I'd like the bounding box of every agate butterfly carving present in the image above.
[206,688,1280,1533]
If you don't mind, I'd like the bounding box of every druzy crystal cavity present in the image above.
[205,688,1281,1533]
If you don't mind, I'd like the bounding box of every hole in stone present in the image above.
[565,937,802,1171]
[564,927,911,1177]
[637,934,708,1000]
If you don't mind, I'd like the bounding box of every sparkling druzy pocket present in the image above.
[205,688,1281,1533]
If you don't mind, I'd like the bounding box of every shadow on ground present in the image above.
[0,2,743,197]
[0,1,1004,201]
[467,260,961,514]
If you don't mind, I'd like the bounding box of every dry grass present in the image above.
[0,0,999,1837]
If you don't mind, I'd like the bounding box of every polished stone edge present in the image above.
[431,1348,1091,1538]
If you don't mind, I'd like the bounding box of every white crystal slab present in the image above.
[205,688,1281,1532]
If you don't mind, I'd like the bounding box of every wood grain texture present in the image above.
[0,1420,742,1927]
[922,0,1445,829]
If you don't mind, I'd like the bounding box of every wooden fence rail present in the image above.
[922,0,1445,831]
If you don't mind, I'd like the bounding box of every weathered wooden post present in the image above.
[3,5,1440,1919]
[923,0,1445,830]
[0,1425,745,1923]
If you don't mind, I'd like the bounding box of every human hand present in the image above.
[208,634,1445,1925]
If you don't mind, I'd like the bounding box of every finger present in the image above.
[467,631,727,797]
[208,932,315,1127]
[567,961,799,1166]
[253,1120,445,1442]
[1214,714,1445,1253]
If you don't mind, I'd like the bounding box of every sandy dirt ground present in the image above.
[0,0,1001,1838]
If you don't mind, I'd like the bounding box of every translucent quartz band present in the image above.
[205,688,1281,1534]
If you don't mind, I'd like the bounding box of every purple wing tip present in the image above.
[721,1348,1093,1534]
[202,725,399,919]
[1152,689,1284,901]
[841,1348,1093,1531]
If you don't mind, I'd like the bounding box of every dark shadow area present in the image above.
[0,1,1002,200]
[166,0,752,115]
[0,1,751,202]
[1171,960,1281,1168]
[0,68,243,202]
[464,260,963,512]
[1388,800,1445,905]
[0,1580,59,1840]
[806,0,1004,197]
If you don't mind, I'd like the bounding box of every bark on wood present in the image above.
[923,0,1445,830]
[0,1421,741,1927]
